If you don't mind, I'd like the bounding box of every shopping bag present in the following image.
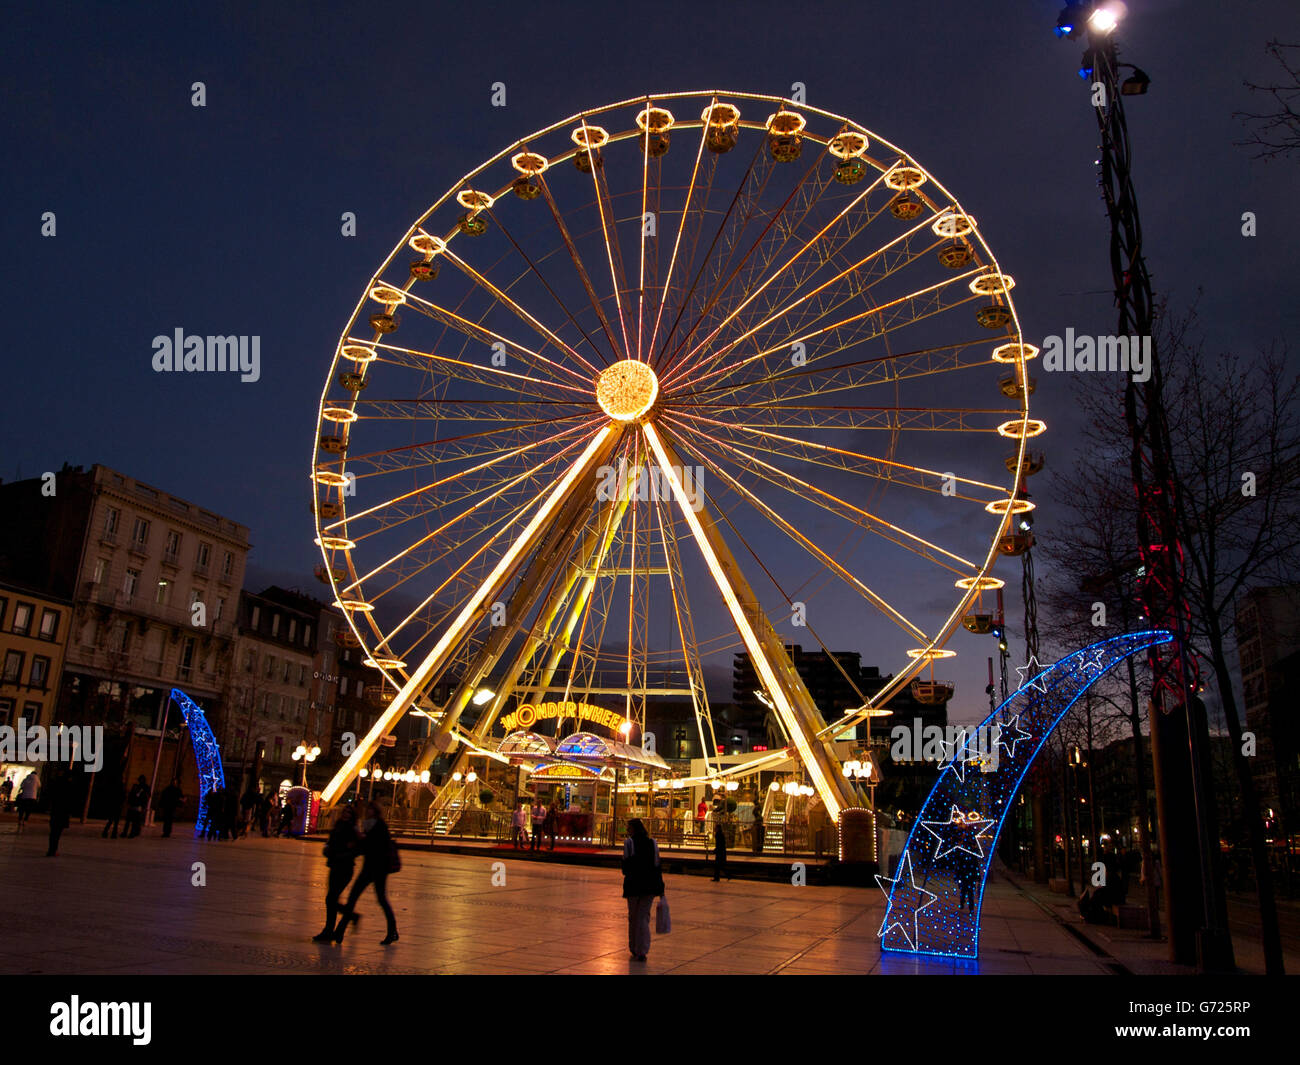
[655,896,671,935]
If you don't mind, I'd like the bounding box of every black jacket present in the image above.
[325,819,361,869]
[622,834,665,898]
[359,818,394,875]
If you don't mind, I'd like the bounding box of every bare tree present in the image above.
[1048,308,1299,972]
[1236,40,1300,160]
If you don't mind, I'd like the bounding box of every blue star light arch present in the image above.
[169,687,226,838]
[877,630,1173,959]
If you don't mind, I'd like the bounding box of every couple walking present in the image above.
[314,800,400,946]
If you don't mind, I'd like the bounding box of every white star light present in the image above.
[919,804,995,860]
[996,714,1032,758]
[875,850,939,950]
[1015,653,1053,693]
[936,729,979,783]
[1079,646,1107,675]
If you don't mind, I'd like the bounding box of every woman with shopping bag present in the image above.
[621,818,666,962]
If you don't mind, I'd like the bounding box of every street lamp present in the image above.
[291,743,320,786]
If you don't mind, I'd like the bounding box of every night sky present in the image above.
[3,0,1297,725]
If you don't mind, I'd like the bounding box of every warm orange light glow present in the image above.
[984,497,1036,516]
[369,285,406,305]
[955,575,1005,590]
[828,131,868,158]
[969,273,1014,295]
[992,341,1039,363]
[596,360,658,422]
[884,165,926,190]
[932,211,975,237]
[998,419,1047,439]
[322,407,358,424]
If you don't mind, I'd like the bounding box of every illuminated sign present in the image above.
[532,763,599,778]
[499,700,628,734]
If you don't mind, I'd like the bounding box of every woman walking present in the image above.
[334,801,399,946]
[621,818,664,962]
[314,804,360,942]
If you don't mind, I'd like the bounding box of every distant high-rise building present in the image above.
[1235,585,1300,832]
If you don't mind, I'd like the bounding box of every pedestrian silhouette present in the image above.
[334,800,399,945]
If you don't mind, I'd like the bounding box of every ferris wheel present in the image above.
[312,90,1042,820]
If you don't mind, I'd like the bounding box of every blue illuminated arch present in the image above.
[169,687,226,838]
[877,630,1173,959]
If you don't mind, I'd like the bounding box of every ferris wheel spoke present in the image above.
[666,414,977,573]
[674,338,996,409]
[671,266,986,397]
[644,111,714,367]
[412,257,598,388]
[653,130,779,374]
[670,408,1009,501]
[330,423,603,566]
[675,431,929,642]
[659,158,899,389]
[487,209,612,374]
[673,211,947,391]
[536,175,628,361]
[352,337,576,400]
[577,122,636,361]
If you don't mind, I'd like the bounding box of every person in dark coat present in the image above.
[257,791,272,837]
[712,822,729,882]
[157,779,184,837]
[223,787,240,840]
[124,775,151,838]
[751,809,765,855]
[45,767,74,857]
[621,818,665,961]
[314,804,361,942]
[279,797,296,837]
[333,800,399,945]
[101,775,126,839]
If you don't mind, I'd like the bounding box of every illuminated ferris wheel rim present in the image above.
[312,89,1039,809]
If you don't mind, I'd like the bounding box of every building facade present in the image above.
[0,464,251,733]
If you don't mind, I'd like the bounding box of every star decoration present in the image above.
[919,805,995,860]
[875,850,938,950]
[995,714,1032,759]
[936,729,980,783]
[1015,653,1053,693]
[1078,646,1107,675]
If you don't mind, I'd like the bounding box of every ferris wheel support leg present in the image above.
[411,492,631,778]
[642,423,859,820]
[319,425,622,806]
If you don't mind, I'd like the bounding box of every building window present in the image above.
[243,649,256,673]
[23,702,40,719]
[0,698,11,727]
[222,551,234,578]
[189,588,203,609]
[215,597,226,621]
[179,636,195,681]
[165,530,182,561]
[110,623,129,654]
[3,651,24,683]
[356,682,365,700]
[282,660,291,683]
[104,507,119,538]
[30,656,50,689]
[298,664,307,687]
[303,623,312,646]
[92,559,107,585]
[288,618,297,641]
[196,542,211,570]
[264,655,275,678]
[271,613,281,637]
[340,677,349,696]
[250,605,261,629]
[38,610,59,640]
[155,580,169,605]
[261,692,271,713]
[131,517,151,549]
[12,603,33,636]
[123,569,140,600]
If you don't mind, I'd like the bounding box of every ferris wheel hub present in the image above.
[595,359,658,422]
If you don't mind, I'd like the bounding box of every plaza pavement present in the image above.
[0,818,1115,975]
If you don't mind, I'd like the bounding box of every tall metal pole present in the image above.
[145,690,171,827]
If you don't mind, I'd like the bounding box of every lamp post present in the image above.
[291,742,321,786]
